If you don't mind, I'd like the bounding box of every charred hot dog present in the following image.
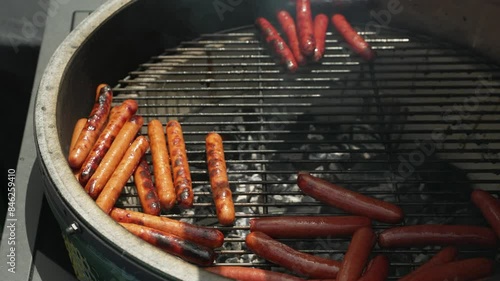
[134,158,161,216]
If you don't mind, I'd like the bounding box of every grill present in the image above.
[108,24,500,279]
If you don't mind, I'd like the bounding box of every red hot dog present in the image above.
[471,189,500,239]
[331,14,375,61]
[313,14,329,62]
[249,216,371,238]
[296,0,315,56]
[358,255,389,281]
[277,10,306,66]
[205,266,304,281]
[399,246,458,281]
[378,225,498,248]
[297,172,404,224]
[245,231,341,279]
[403,258,494,281]
[255,17,298,72]
[337,227,376,281]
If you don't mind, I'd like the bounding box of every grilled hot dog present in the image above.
[358,255,389,281]
[206,132,235,225]
[331,14,375,61]
[313,14,329,62]
[255,17,298,73]
[249,216,371,238]
[68,84,113,169]
[296,0,315,56]
[96,135,149,214]
[471,189,500,239]
[337,227,376,281]
[110,208,224,249]
[245,231,341,279]
[399,246,458,281]
[134,158,161,216]
[297,172,404,224]
[205,266,304,281]
[120,223,216,266]
[402,258,494,281]
[378,225,498,248]
[148,119,176,210]
[166,120,193,209]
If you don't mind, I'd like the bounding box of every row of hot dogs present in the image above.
[256,0,374,73]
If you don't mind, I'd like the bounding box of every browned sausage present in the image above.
[402,258,494,281]
[120,223,216,266]
[68,84,113,169]
[471,189,500,239]
[378,225,498,248]
[358,255,389,281]
[296,0,315,56]
[297,172,404,224]
[399,246,458,281]
[205,266,304,281]
[245,231,341,279]
[249,216,371,238]
[277,10,306,66]
[110,208,224,249]
[70,118,87,152]
[166,120,193,209]
[337,227,376,281]
[134,158,161,216]
[331,14,375,61]
[313,14,329,62]
[206,132,235,226]
[148,119,176,210]
[79,99,138,186]
[255,17,299,73]
[70,118,87,178]
[95,135,149,214]
[85,115,144,199]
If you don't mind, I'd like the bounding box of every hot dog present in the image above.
[277,10,306,66]
[471,189,500,239]
[331,14,375,61]
[96,135,149,214]
[85,115,144,199]
[402,258,494,281]
[166,120,194,209]
[336,227,376,281]
[378,225,498,248]
[70,118,87,178]
[110,208,224,249]
[297,172,404,224]
[245,231,341,279]
[357,255,389,281]
[68,84,113,169]
[249,216,371,238]
[255,17,298,73]
[313,14,329,62]
[296,0,315,56]
[205,266,304,281]
[120,222,216,266]
[148,119,176,210]
[79,99,138,186]
[399,246,458,281]
[206,132,235,226]
[134,158,161,216]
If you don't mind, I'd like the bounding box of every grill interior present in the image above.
[111,24,500,279]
